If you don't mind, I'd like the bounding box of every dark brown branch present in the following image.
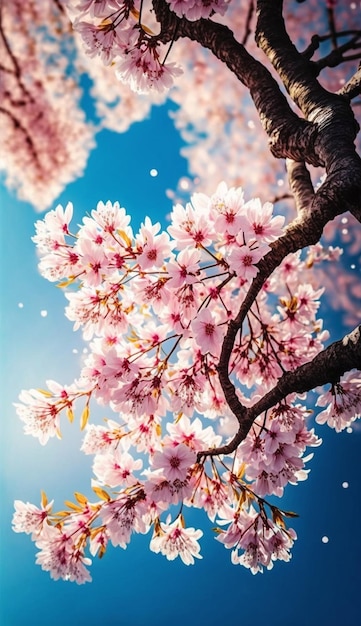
[241,0,255,46]
[315,35,361,72]
[286,159,314,215]
[198,325,361,460]
[0,106,40,168]
[338,65,361,101]
[152,0,318,163]
[302,31,361,62]
[327,5,338,50]
[152,0,361,461]
[255,0,360,169]
[216,180,357,430]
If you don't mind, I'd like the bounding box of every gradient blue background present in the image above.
[1,97,360,626]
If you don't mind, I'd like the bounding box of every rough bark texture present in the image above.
[198,325,361,459]
[152,0,361,457]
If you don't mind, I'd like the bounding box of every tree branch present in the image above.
[152,0,361,461]
[198,325,361,460]
[255,0,360,169]
[286,159,314,215]
[152,0,318,163]
[338,65,361,101]
[315,34,361,72]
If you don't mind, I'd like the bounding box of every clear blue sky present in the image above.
[1,98,360,626]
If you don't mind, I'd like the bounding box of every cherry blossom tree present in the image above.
[6,0,361,582]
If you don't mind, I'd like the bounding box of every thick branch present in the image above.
[217,167,361,435]
[152,0,361,461]
[338,65,361,101]
[255,0,360,170]
[198,325,361,459]
[286,159,314,215]
[152,0,317,162]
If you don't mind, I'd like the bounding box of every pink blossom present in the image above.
[12,499,53,538]
[93,447,142,487]
[227,242,268,280]
[243,198,285,243]
[150,517,203,565]
[136,217,173,269]
[14,389,61,445]
[192,476,229,521]
[91,200,132,236]
[167,248,202,289]
[316,372,361,432]
[100,494,149,548]
[115,39,182,93]
[166,0,230,21]
[75,19,126,65]
[35,524,92,584]
[152,443,196,482]
[144,470,193,506]
[191,307,224,354]
[76,238,107,287]
[168,198,213,248]
[211,181,247,236]
[164,415,221,451]
[166,362,209,416]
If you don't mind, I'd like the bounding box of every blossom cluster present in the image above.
[64,0,180,93]
[0,0,95,210]
[13,182,361,582]
[65,0,232,93]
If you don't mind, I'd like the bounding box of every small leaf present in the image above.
[118,230,132,247]
[237,462,247,479]
[74,492,88,506]
[66,407,74,423]
[100,17,113,27]
[41,490,48,508]
[282,510,299,518]
[92,486,111,502]
[64,500,82,512]
[238,489,248,509]
[53,510,70,518]
[56,277,75,289]
[80,404,90,430]
[130,7,140,19]
[37,388,53,398]
[98,545,106,559]
[272,510,285,528]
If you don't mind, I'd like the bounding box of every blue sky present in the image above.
[1,97,360,626]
